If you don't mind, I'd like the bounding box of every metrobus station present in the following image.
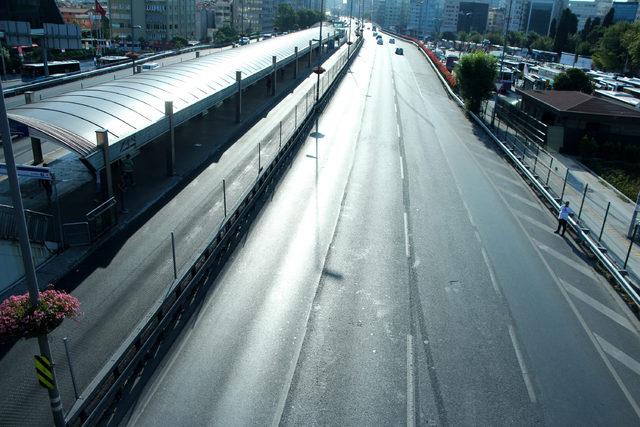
[0,26,341,288]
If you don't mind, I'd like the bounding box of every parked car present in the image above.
[238,37,250,45]
[141,62,159,71]
[395,47,404,55]
[389,38,395,44]
[377,38,384,45]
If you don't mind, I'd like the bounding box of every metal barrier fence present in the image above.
[0,203,52,243]
[0,37,362,427]
[482,99,640,284]
[85,197,117,241]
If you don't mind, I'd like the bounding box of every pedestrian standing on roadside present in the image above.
[554,201,573,236]
[122,154,135,187]
[40,162,53,204]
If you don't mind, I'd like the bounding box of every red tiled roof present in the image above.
[519,90,640,118]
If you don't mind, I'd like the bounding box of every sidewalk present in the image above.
[0,41,355,426]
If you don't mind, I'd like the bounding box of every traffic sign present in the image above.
[0,163,52,180]
[34,355,55,390]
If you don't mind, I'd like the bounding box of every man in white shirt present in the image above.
[554,201,573,236]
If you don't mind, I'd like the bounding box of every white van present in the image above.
[142,62,160,71]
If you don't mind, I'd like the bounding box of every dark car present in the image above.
[395,48,404,55]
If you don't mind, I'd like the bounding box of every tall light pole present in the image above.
[0,77,66,427]
[314,0,325,103]
[491,0,513,127]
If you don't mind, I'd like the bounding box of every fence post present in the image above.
[578,183,589,219]
[223,179,227,217]
[545,158,553,186]
[258,143,261,175]
[560,169,570,201]
[279,121,282,149]
[533,149,538,174]
[624,223,638,269]
[599,202,610,242]
[96,129,113,199]
[63,337,79,400]
[171,232,177,279]
[295,105,297,129]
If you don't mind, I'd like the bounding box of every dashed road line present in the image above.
[404,212,410,258]
[397,123,401,138]
[481,247,504,299]
[512,208,554,233]
[395,102,398,114]
[400,155,404,180]
[562,279,635,333]
[508,325,537,403]
[595,333,640,377]
[406,333,416,427]
[486,167,527,188]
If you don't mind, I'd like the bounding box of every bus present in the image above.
[96,55,130,68]
[21,60,81,82]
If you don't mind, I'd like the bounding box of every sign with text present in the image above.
[44,23,82,50]
[0,163,52,180]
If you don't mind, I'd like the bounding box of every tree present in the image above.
[622,23,640,73]
[553,8,578,52]
[485,32,504,45]
[275,4,297,32]
[171,36,187,48]
[549,18,557,38]
[468,32,482,43]
[582,17,592,40]
[602,8,614,27]
[576,41,592,56]
[455,51,497,113]
[525,31,540,49]
[457,31,469,42]
[530,36,554,51]
[442,31,456,41]
[213,25,237,44]
[506,31,525,47]
[553,68,594,93]
[593,22,634,72]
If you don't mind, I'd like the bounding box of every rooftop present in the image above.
[519,89,640,118]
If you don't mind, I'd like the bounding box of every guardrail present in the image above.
[63,35,364,426]
[387,29,640,311]
[0,203,52,243]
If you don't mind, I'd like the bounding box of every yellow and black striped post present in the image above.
[34,355,55,390]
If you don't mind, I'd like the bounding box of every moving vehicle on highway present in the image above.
[20,60,80,82]
[142,62,160,71]
[395,47,404,55]
[96,55,130,68]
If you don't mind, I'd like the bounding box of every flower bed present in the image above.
[0,290,81,342]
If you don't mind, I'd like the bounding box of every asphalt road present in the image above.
[125,32,640,425]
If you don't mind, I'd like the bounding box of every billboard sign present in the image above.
[0,21,32,47]
[44,23,82,50]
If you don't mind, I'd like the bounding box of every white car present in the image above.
[141,62,159,71]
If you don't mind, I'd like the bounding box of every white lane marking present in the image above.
[533,238,596,279]
[395,102,398,114]
[485,167,527,188]
[595,333,640,377]
[508,325,537,403]
[481,247,503,298]
[400,156,405,180]
[512,208,554,233]
[397,123,401,138]
[499,188,546,212]
[474,230,481,242]
[406,334,416,427]
[471,149,512,171]
[404,212,410,258]
[561,279,635,333]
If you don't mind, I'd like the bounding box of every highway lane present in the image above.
[125,36,374,426]
[126,32,640,425]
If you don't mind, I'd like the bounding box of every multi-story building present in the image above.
[0,0,64,27]
[59,6,93,31]
[406,0,440,37]
[457,0,489,32]
[524,0,555,35]
[108,0,196,44]
[233,0,261,34]
[504,0,527,31]
[440,0,460,32]
[568,0,610,30]
[611,0,639,21]
[487,6,504,31]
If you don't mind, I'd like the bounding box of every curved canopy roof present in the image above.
[8,26,334,169]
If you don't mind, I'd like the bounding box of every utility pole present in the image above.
[491,0,513,127]
[629,190,640,238]
[0,80,65,427]
[315,0,325,103]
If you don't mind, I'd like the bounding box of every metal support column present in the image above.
[272,56,277,96]
[308,40,313,68]
[165,100,175,176]
[236,71,242,123]
[24,91,44,165]
[294,46,299,79]
[96,129,113,199]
